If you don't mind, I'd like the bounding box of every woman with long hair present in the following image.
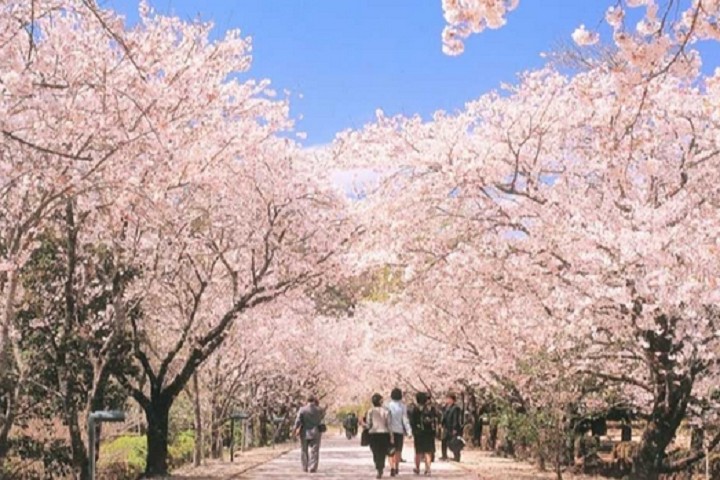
[366,393,394,478]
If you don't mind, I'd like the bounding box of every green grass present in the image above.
[97,431,196,478]
[98,434,146,479]
[168,430,195,468]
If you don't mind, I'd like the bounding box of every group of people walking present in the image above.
[293,390,464,478]
[362,389,464,478]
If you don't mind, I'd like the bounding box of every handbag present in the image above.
[360,428,370,447]
[318,423,327,433]
[449,435,466,454]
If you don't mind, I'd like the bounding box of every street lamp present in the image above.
[87,410,125,480]
[229,411,250,462]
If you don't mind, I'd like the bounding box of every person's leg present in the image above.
[309,437,321,472]
[424,453,432,473]
[301,437,309,472]
[387,436,395,472]
[389,434,399,474]
[396,434,404,470]
[380,434,389,471]
[414,452,421,473]
[441,437,448,460]
[370,435,383,472]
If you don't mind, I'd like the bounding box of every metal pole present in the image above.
[88,416,96,480]
[705,444,710,480]
[230,417,235,463]
[86,411,125,480]
[242,419,247,452]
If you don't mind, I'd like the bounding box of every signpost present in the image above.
[229,411,250,462]
[87,410,125,480]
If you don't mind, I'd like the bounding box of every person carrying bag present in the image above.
[366,393,394,479]
[293,395,325,473]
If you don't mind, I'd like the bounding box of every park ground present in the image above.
[171,433,599,480]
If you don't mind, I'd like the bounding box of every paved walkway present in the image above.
[238,435,475,479]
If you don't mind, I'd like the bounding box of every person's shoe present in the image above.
[376,469,384,479]
[424,470,431,476]
[390,468,397,476]
[413,467,420,475]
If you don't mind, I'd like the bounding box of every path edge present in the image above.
[226,444,296,479]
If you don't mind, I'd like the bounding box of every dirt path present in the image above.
[172,433,597,480]
[461,449,597,480]
[239,434,474,479]
[170,442,294,479]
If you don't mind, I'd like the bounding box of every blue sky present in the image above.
[106,1,720,146]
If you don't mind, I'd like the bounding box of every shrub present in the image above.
[97,435,146,480]
[96,430,196,478]
[168,430,195,468]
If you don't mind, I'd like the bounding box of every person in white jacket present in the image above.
[386,388,413,477]
[367,393,394,478]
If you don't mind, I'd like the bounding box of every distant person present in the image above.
[472,413,483,447]
[441,393,463,462]
[344,412,359,439]
[386,388,412,477]
[293,395,325,473]
[411,391,438,476]
[366,393,394,479]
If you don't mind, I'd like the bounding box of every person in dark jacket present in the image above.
[293,395,324,473]
[440,393,463,462]
[410,391,437,476]
[344,412,359,439]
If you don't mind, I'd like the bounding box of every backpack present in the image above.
[417,405,437,433]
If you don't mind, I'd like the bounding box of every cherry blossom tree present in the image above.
[198,296,340,459]
[0,0,157,461]
[2,1,352,476]
[441,0,720,62]
[334,54,720,477]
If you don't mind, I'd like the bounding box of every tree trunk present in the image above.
[61,201,91,480]
[208,366,225,460]
[260,411,268,447]
[0,269,20,461]
[632,420,676,480]
[631,313,695,480]
[144,397,172,477]
[192,373,203,467]
[488,423,498,451]
[0,377,19,460]
[66,408,90,480]
[210,412,223,459]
